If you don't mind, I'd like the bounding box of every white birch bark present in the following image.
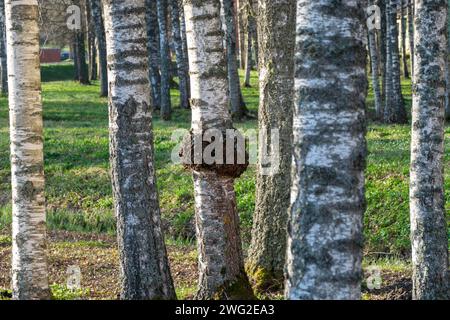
[286,0,368,300]
[182,0,254,300]
[6,0,50,300]
[410,0,449,300]
[103,0,175,300]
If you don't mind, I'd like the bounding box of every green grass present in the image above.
[0,63,448,256]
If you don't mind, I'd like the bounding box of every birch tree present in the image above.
[407,0,414,80]
[222,0,247,120]
[170,0,189,109]
[410,0,449,300]
[286,0,368,300]
[182,0,254,300]
[247,0,296,292]
[73,0,90,85]
[88,0,108,97]
[102,0,176,300]
[146,0,161,110]
[384,0,407,123]
[368,2,383,119]
[6,0,50,300]
[157,0,172,120]
[0,0,7,95]
[400,0,409,78]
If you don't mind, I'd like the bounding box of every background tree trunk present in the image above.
[170,0,189,109]
[368,14,383,119]
[146,0,161,110]
[0,0,7,95]
[178,0,190,100]
[73,0,90,85]
[103,0,176,300]
[182,0,254,300]
[247,0,296,293]
[6,0,50,300]
[400,0,409,78]
[222,0,246,120]
[384,0,407,123]
[380,0,387,106]
[408,0,414,81]
[88,0,108,97]
[85,2,97,81]
[157,0,172,120]
[410,0,449,300]
[286,0,367,300]
[243,4,254,88]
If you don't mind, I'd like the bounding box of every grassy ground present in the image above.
[0,63,448,299]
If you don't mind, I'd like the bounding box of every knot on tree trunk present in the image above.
[179,128,249,179]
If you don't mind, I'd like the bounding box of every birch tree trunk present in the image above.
[368,16,383,119]
[222,0,246,120]
[0,0,7,95]
[178,0,190,99]
[237,0,246,69]
[103,0,176,300]
[85,2,98,81]
[6,0,50,300]
[74,0,90,85]
[380,0,387,105]
[157,0,172,120]
[146,0,161,110]
[182,0,254,300]
[243,4,254,88]
[400,1,409,78]
[170,0,189,109]
[384,0,407,123]
[410,0,449,300]
[247,0,296,293]
[88,0,108,97]
[286,0,368,300]
[408,0,414,81]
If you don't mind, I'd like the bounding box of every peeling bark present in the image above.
[6,0,50,300]
[286,0,368,300]
[247,0,296,292]
[410,0,449,300]
[103,0,176,300]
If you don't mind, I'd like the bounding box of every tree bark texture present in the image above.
[182,0,254,300]
[6,0,50,300]
[410,0,449,300]
[103,0,176,300]
[247,0,296,292]
[286,0,368,300]
[157,0,172,119]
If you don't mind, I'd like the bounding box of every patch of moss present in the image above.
[0,289,12,300]
[212,274,256,300]
[246,264,284,294]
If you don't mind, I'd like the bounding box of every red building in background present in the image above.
[40,48,61,63]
